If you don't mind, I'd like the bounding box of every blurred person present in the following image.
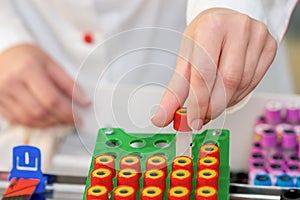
[0,0,298,130]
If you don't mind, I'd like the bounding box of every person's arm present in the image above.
[0,0,35,53]
[0,1,90,128]
[187,0,299,44]
[152,2,298,130]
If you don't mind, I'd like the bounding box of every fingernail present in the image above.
[191,119,203,130]
[151,107,166,127]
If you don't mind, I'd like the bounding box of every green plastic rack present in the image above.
[84,128,230,199]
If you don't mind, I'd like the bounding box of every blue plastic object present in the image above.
[254,174,272,186]
[296,177,300,188]
[276,174,295,188]
[8,145,47,194]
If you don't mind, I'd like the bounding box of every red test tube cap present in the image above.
[168,186,190,200]
[173,108,192,132]
[196,186,218,200]
[114,186,136,200]
[86,185,109,200]
[117,169,140,191]
[91,168,113,192]
[141,186,163,200]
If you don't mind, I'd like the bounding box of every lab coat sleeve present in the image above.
[187,0,299,44]
[0,0,35,53]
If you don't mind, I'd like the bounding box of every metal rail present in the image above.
[0,172,298,199]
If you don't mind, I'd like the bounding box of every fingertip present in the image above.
[151,106,169,127]
[190,118,204,131]
[150,116,163,127]
[72,88,91,106]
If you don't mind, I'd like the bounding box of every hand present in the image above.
[0,44,90,128]
[152,8,277,130]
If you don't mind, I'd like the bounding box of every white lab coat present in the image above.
[0,0,298,93]
[0,0,298,172]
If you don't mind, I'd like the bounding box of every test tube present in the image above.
[275,174,294,187]
[285,102,300,124]
[168,186,190,200]
[173,108,192,156]
[267,162,285,184]
[171,169,192,191]
[141,186,163,200]
[276,123,293,145]
[282,128,297,155]
[198,156,220,172]
[117,169,140,192]
[197,169,219,190]
[287,154,299,162]
[249,151,266,165]
[265,101,282,125]
[294,125,300,141]
[256,124,277,158]
[146,155,168,176]
[144,169,166,191]
[91,168,113,192]
[114,186,136,200]
[199,144,220,160]
[94,154,116,177]
[120,155,141,174]
[254,124,273,142]
[248,162,266,185]
[270,152,285,165]
[253,174,272,186]
[172,156,193,176]
[86,185,109,200]
[196,186,217,200]
[294,125,300,158]
[285,162,299,177]
[296,177,300,188]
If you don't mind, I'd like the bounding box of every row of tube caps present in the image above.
[86,143,221,200]
[249,101,300,187]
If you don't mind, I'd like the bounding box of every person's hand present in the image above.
[0,44,90,127]
[152,8,277,130]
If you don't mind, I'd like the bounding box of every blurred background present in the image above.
[286,3,300,93]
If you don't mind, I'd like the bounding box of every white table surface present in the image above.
[1,84,299,176]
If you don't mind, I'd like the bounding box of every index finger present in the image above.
[151,54,191,127]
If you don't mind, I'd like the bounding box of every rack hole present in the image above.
[155,140,169,149]
[130,140,145,148]
[105,139,120,148]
